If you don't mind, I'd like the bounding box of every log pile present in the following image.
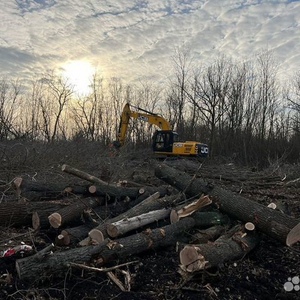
[0,162,299,290]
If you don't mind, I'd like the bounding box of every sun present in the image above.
[62,60,95,96]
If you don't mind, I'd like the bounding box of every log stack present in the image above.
[0,162,298,286]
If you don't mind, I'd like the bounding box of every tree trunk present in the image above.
[16,240,110,282]
[179,225,260,272]
[0,202,67,227]
[107,208,171,238]
[155,163,300,246]
[62,164,170,200]
[13,177,68,201]
[89,184,171,201]
[48,197,103,229]
[56,223,98,246]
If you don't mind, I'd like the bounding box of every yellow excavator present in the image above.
[113,103,209,158]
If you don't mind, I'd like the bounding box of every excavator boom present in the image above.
[116,103,171,147]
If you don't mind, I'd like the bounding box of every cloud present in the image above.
[0,0,299,86]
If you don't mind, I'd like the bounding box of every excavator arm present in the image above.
[114,103,172,147]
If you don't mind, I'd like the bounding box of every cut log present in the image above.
[56,223,98,246]
[107,208,171,238]
[0,201,67,227]
[87,184,146,200]
[179,225,260,272]
[62,164,170,200]
[61,164,108,185]
[88,184,170,201]
[266,200,290,215]
[155,163,300,246]
[48,197,103,229]
[16,217,196,282]
[55,200,134,246]
[16,239,110,282]
[63,185,92,196]
[86,192,186,244]
[88,192,161,243]
[13,177,69,201]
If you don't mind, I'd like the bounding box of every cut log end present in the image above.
[107,224,118,238]
[61,164,67,172]
[88,185,97,194]
[286,222,300,247]
[267,203,277,210]
[170,210,179,224]
[245,222,255,231]
[89,229,104,244]
[32,212,40,230]
[48,213,62,229]
[13,177,23,189]
[57,230,70,246]
[139,188,145,195]
[179,245,207,272]
[64,187,73,193]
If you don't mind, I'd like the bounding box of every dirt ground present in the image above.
[0,143,299,300]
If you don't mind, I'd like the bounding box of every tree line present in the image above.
[0,51,299,167]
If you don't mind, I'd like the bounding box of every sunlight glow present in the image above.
[62,60,95,96]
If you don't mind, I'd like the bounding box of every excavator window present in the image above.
[152,130,175,152]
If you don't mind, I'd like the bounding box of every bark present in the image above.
[179,225,260,272]
[48,197,103,228]
[107,208,171,238]
[61,164,108,185]
[155,163,300,246]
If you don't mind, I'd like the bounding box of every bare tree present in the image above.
[166,47,194,137]
[255,51,280,142]
[70,73,105,141]
[0,79,24,139]
[188,56,233,156]
[37,74,73,142]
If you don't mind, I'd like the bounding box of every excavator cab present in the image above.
[152,130,179,152]
[152,130,209,157]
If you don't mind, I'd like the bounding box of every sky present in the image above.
[1,0,300,94]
